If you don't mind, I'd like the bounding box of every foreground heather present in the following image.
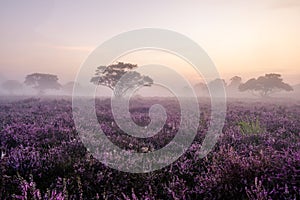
[0,98,299,199]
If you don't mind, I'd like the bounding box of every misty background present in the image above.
[0,71,299,99]
[0,0,299,99]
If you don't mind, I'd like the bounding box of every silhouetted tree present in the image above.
[239,73,293,97]
[90,62,153,97]
[227,76,242,97]
[24,73,61,95]
[208,79,226,90]
[194,82,209,96]
[194,79,226,97]
[209,79,226,87]
[1,80,22,95]
[195,82,207,90]
[228,76,242,89]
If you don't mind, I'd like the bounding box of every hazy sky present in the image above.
[0,0,299,85]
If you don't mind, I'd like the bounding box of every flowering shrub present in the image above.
[0,98,299,199]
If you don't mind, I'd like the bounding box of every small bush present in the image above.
[238,117,264,135]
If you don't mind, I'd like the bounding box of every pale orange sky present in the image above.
[0,0,299,85]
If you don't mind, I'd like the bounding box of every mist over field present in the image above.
[1,0,300,199]
[0,76,299,100]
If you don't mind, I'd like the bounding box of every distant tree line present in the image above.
[194,73,294,98]
[0,62,296,98]
[0,62,153,96]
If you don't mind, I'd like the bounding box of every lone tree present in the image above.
[1,80,22,95]
[209,78,226,86]
[24,73,61,95]
[206,78,226,97]
[194,82,208,96]
[90,62,153,97]
[239,73,293,97]
[228,76,242,89]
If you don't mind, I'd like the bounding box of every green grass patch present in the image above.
[238,117,264,135]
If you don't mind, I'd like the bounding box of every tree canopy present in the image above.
[24,73,61,95]
[90,62,153,97]
[209,78,226,87]
[239,73,293,97]
[228,76,242,89]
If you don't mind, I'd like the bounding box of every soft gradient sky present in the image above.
[0,0,299,85]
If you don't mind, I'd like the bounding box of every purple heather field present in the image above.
[1,1,300,199]
[0,96,299,200]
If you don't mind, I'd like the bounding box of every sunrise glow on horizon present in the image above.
[1,0,300,85]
